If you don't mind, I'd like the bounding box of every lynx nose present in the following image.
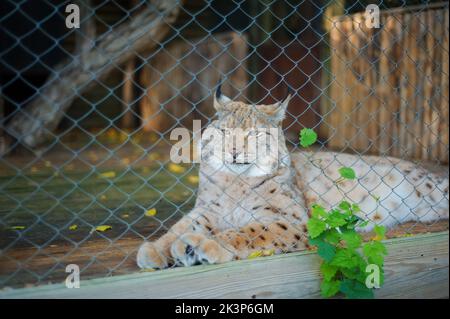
[231,148,239,163]
[231,147,239,163]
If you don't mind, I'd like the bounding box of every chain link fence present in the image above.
[0,0,448,289]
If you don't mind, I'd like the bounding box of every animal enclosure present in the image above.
[0,0,448,298]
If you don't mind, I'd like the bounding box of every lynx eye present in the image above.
[248,130,264,137]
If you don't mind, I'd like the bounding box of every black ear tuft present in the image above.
[216,79,222,98]
[284,83,294,99]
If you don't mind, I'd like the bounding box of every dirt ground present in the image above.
[0,130,448,289]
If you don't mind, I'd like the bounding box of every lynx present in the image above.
[137,86,449,269]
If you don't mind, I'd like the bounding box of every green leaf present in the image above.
[320,262,338,281]
[321,279,341,298]
[299,128,318,148]
[373,225,387,240]
[341,231,362,249]
[340,268,355,280]
[307,218,327,239]
[340,279,374,299]
[338,167,356,180]
[356,220,369,228]
[325,229,341,245]
[326,211,348,228]
[338,201,351,211]
[345,215,361,229]
[363,241,387,266]
[311,204,328,219]
[379,268,385,286]
[330,248,360,268]
[341,267,366,283]
[351,203,361,213]
[310,237,336,262]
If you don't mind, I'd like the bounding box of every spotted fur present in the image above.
[137,91,449,269]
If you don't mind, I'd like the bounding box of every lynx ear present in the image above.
[214,83,231,112]
[259,94,292,122]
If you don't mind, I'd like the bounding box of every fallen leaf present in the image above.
[100,171,116,179]
[145,208,157,217]
[148,153,160,161]
[44,161,52,168]
[118,132,127,143]
[11,226,25,231]
[140,268,156,273]
[100,195,107,201]
[262,249,275,256]
[69,224,78,231]
[248,251,263,259]
[187,175,199,184]
[396,233,413,238]
[95,225,112,232]
[122,214,130,219]
[168,163,186,174]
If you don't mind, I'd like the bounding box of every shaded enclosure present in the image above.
[0,0,448,290]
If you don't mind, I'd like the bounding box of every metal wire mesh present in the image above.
[0,0,448,288]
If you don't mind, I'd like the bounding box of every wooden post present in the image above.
[320,0,345,143]
[120,0,139,130]
[121,58,136,129]
[439,9,449,163]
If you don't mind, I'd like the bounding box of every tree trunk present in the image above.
[5,0,180,149]
[121,58,137,129]
[0,93,6,155]
[75,0,96,60]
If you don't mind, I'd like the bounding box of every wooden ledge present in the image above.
[1,231,448,299]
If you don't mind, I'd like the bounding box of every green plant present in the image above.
[299,128,388,299]
[307,202,387,298]
[299,128,318,147]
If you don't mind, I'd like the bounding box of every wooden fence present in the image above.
[324,4,449,163]
[1,231,447,299]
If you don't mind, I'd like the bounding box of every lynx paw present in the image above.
[171,233,232,266]
[136,242,169,269]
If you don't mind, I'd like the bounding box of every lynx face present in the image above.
[199,89,292,176]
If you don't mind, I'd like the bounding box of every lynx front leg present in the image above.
[171,221,309,266]
[137,217,190,269]
[170,232,235,266]
[217,221,310,260]
[137,211,216,269]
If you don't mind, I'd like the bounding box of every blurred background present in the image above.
[0,0,448,288]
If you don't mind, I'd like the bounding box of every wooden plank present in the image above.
[420,11,434,160]
[439,9,449,163]
[1,231,448,299]
[328,18,346,149]
[429,9,444,160]
[390,14,404,158]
